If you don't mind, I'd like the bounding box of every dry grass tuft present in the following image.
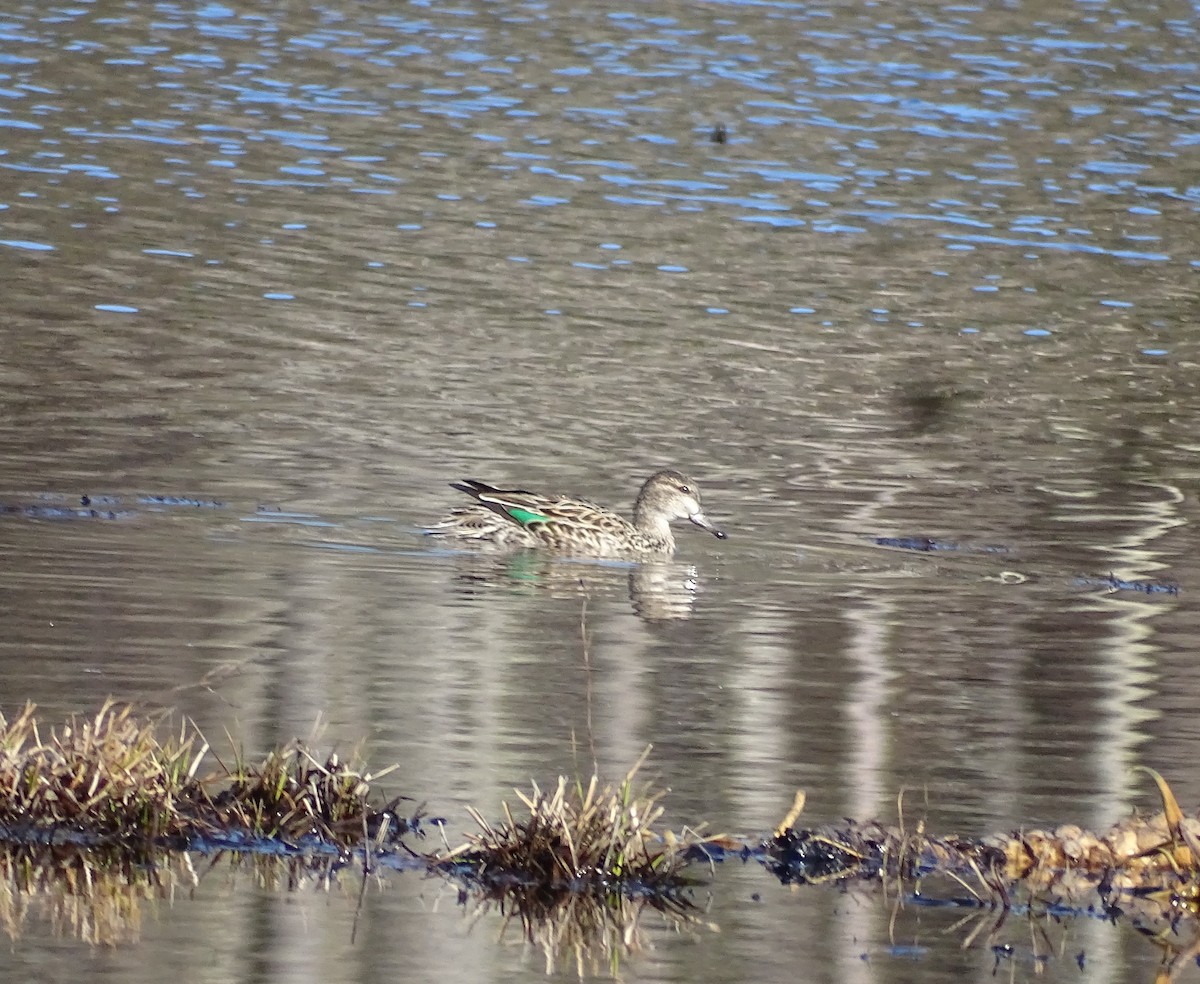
[441,751,707,894]
[0,702,414,851]
[440,751,718,977]
[210,741,406,846]
[0,701,203,842]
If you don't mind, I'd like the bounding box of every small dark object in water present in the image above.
[874,536,1010,555]
[874,536,943,552]
[711,123,727,144]
[0,501,126,521]
[138,495,225,508]
[1076,574,1180,596]
[765,826,884,884]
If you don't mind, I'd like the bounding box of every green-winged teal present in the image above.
[426,469,726,556]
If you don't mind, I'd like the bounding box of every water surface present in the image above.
[2,0,1199,981]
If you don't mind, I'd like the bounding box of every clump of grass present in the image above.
[209,741,408,847]
[440,750,716,977]
[441,750,709,894]
[0,702,416,851]
[0,701,204,843]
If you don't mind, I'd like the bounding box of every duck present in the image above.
[425,469,725,556]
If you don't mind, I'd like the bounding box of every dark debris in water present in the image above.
[875,537,1180,595]
[760,769,1200,940]
[135,494,225,508]
[0,500,133,521]
[874,535,944,552]
[873,535,1009,554]
[179,828,430,872]
[763,825,886,884]
[0,492,226,521]
[1075,574,1180,596]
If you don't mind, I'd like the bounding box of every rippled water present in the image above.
[2,0,1199,981]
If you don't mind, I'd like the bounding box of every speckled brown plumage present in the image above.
[425,469,726,557]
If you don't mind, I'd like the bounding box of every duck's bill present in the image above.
[689,510,727,539]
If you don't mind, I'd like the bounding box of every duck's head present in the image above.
[637,470,727,540]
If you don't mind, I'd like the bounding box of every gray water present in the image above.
[2,0,1200,980]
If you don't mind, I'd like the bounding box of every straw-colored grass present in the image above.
[0,702,203,842]
[440,751,719,977]
[766,770,1200,907]
[0,701,414,850]
[440,751,714,893]
[212,741,407,845]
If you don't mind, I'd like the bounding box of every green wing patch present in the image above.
[506,505,550,527]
